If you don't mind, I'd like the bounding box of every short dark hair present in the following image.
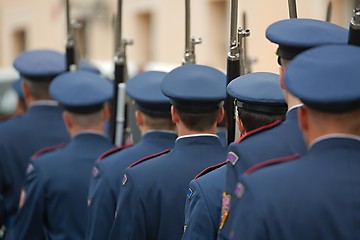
[142,112,175,131]
[175,107,220,132]
[24,78,52,100]
[67,110,103,128]
[237,107,285,132]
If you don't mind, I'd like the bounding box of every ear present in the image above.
[102,105,110,121]
[236,116,246,136]
[171,106,179,124]
[63,112,73,130]
[279,66,286,90]
[135,110,143,126]
[298,106,309,133]
[21,80,31,103]
[217,106,225,124]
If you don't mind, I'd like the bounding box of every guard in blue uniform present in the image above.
[108,64,228,240]
[218,19,349,239]
[6,71,114,239]
[229,44,360,240]
[183,72,287,240]
[0,50,71,232]
[85,71,177,240]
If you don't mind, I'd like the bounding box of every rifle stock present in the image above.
[110,0,133,145]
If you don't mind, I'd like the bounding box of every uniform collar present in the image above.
[142,130,177,136]
[73,130,107,138]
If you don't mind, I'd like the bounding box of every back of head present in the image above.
[50,71,113,130]
[227,72,287,133]
[13,49,67,101]
[284,44,360,135]
[126,71,175,131]
[266,18,348,65]
[161,64,227,132]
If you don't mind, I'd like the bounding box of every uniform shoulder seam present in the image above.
[244,153,301,175]
[129,149,171,168]
[194,160,227,180]
[98,143,133,160]
[31,143,65,159]
[235,119,282,143]
[0,113,18,121]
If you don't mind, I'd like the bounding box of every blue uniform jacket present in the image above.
[219,107,308,239]
[0,104,70,225]
[109,135,228,240]
[85,131,177,240]
[183,163,227,240]
[229,137,360,240]
[6,133,113,240]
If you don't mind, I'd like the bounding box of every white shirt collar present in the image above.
[176,133,218,141]
[287,104,303,113]
[29,100,59,107]
[310,133,360,148]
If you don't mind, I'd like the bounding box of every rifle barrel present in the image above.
[288,0,298,18]
[348,8,360,46]
[183,0,201,64]
[225,0,239,145]
[185,0,191,55]
[326,1,332,22]
[65,0,76,70]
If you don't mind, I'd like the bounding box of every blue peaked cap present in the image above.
[126,71,171,116]
[266,18,348,61]
[50,71,113,114]
[11,79,24,98]
[227,72,287,115]
[161,64,226,113]
[13,49,66,80]
[284,45,360,113]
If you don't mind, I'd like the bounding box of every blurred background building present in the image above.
[0,0,358,115]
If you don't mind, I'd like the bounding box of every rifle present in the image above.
[326,1,332,22]
[110,0,133,145]
[287,0,298,18]
[182,0,202,64]
[65,0,77,71]
[242,11,251,74]
[225,0,250,145]
[348,7,360,46]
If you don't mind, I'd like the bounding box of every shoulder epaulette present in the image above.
[128,149,171,168]
[98,143,133,160]
[235,119,282,144]
[31,143,65,159]
[194,160,227,180]
[244,153,301,176]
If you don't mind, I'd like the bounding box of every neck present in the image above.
[68,125,105,138]
[306,109,360,146]
[176,123,217,137]
[286,92,302,110]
